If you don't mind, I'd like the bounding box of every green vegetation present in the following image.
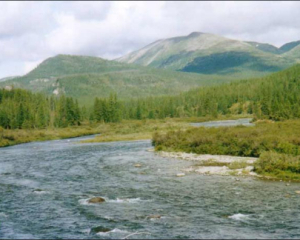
[115,64,300,121]
[181,51,281,74]
[254,152,300,180]
[82,115,251,143]
[0,88,81,129]
[81,118,192,143]
[194,159,230,167]
[0,124,101,147]
[13,54,137,79]
[228,160,248,170]
[152,120,300,157]
[246,41,282,55]
[280,40,300,53]
[284,45,300,59]
[152,120,300,180]
[140,63,300,180]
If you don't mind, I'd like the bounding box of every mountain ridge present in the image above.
[117,32,300,75]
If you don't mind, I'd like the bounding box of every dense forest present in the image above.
[0,88,81,129]
[90,64,300,122]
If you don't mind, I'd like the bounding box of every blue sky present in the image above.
[0,1,300,78]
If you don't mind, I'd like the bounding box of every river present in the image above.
[1,134,300,239]
[190,118,254,127]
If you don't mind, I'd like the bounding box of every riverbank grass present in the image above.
[81,115,251,144]
[0,124,102,147]
[153,119,300,180]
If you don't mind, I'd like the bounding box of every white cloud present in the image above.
[0,1,300,78]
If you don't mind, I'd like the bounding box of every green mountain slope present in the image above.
[245,41,281,54]
[117,32,299,76]
[283,45,300,60]
[0,76,18,82]
[280,40,300,53]
[0,54,237,105]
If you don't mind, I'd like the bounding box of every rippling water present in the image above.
[1,135,300,239]
[190,118,254,127]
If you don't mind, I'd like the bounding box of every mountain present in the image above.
[283,44,300,60]
[280,40,300,53]
[0,76,19,82]
[0,54,236,105]
[117,32,299,75]
[245,41,281,54]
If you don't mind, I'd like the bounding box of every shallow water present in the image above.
[1,136,300,239]
[190,118,254,127]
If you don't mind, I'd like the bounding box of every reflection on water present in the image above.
[0,127,299,239]
[190,118,254,127]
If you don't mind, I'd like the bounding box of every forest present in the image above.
[88,64,300,122]
[0,88,81,129]
[118,64,300,121]
[1,64,300,130]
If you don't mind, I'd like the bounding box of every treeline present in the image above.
[89,64,300,123]
[116,64,300,121]
[0,88,81,129]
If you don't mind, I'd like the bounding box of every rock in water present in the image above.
[88,197,105,203]
[148,215,161,219]
[33,189,43,192]
[176,173,185,177]
[134,164,142,168]
[91,226,111,234]
[295,191,300,194]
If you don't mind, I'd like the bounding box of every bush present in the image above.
[0,126,3,139]
[254,151,300,174]
[228,160,248,169]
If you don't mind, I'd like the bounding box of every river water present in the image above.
[190,118,254,127]
[1,135,300,239]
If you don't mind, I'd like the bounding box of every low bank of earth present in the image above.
[157,151,259,178]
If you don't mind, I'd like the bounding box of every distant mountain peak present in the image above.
[280,40,300,53]
[187,32,205,37]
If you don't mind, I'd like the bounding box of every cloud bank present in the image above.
[0,1,300,78]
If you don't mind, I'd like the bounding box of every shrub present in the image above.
[0,126,3,139]
[228,160,248,169]
[254,151,300,174]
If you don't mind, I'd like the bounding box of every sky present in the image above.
[0,1,300,78]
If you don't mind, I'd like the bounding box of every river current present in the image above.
[1,127,300,238]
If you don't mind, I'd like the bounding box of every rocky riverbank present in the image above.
[157,151,258,177]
